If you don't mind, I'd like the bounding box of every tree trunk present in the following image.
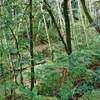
[80,0,100,34]
[43,0,68,53]
[29,0,34,91]
[63,0,72,55]
[8,25,24,85]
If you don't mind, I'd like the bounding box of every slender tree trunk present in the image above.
[43,0,68,53]
[80,0,100,34]
[29,0,34,91]
[8,25,24,85]
[63,0,72,55]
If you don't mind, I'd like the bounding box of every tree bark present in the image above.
[63,0,72,55]
[80,0,100,34]
[43,0,68,53]
[29,0,34,91]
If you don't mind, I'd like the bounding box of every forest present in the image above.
[0,0,100,100]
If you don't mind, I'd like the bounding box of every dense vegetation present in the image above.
[0,0,100,100]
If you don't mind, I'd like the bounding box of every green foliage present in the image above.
[35,39,100,99]
[81,90,100,100]
[18,85,58,100]
[0,0,100,100]
[58,81,73,100]
[0,84,5,100]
